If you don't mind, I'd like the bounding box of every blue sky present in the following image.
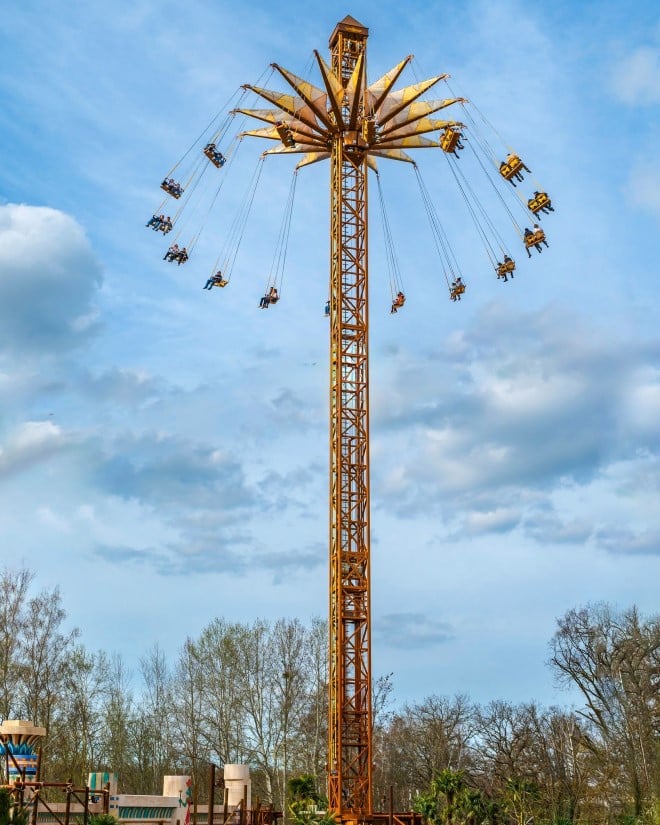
[1,0,659,708]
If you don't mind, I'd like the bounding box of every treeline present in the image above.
[0,567,657,825]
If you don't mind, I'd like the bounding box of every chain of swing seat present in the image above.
[413,164,460,290]
[164,64,273,178]
[375,172,404,301]
[445,79,543,229]
[210,154,266,281]
[157,66,274,243]
[265,169,298,296]
[442,151,507,268]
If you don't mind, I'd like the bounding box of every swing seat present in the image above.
[496,260,515,276]
[362,118,376,143]
[440,127,461,153]
[527,192,550,214]
[499,154,524,180]
[161,183,182,199]
[524,229,546,248]
[213,278,228,288]
[204,146,226,168]
[275,122,296,148]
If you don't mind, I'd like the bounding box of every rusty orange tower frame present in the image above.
[239,15,463,823]
[327,16,372,820]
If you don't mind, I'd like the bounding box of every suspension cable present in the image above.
[375,172,404,298]
[191,133,250,255]
[165,64,273,178]
[172,117,251,249]
[219,153,267,280]
[165,86,245,178]
[465,140,527,238]
[446,79,512,156]
[443,154,498,267]
[445,80,502,166]
[445,79,539,225]
[266,169,298,295]
[413,164,461,290]
[443,151,513,266]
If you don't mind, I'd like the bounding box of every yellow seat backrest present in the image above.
[441,129,459,152]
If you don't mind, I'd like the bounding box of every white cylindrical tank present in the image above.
[223,764,251,809]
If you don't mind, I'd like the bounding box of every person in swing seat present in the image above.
[390,291,405,313]
[164,243,179,262]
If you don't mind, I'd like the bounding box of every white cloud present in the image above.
[370,306,660,553]
[595,526,660,556]
[464,507,522,536]
[0,420,71,477]
[0,204,103,352]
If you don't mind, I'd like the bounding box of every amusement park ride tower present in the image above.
[237,16,465,824]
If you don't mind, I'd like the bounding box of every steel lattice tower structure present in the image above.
[238,16,463,822]
[327,17,371,819]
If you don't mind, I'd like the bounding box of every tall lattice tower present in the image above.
[327,16,372,821]
[238,15,464,822]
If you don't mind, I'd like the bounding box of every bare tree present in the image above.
[0,566,34,719]
[527,707,590,825]
[293,617,327,784]
[195,620,247,766]
[550,603,660,817]
[46,647,108,782]
[171,638,208,813]
[474,700,536,793]
[375,694,477,809]
[132,645,176,793]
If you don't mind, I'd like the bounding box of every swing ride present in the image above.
[143,16,554,825]
[145,49,554,303]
